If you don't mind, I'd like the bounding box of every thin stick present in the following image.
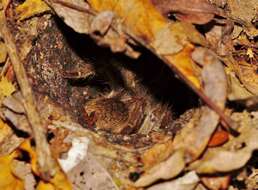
[0,13,56,179]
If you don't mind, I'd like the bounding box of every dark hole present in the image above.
[55,15,199,119]
[231,177,247,189]
[129,172,141,182]
[30,138,36,146]
[17,150,31,162]
[167,12,177,21]
[93,31,102,36]
[47,131,55,142]
[5,119,30,138]
[80,171,84,176]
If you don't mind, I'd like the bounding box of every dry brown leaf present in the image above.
[235,61,258,95]
[68,153,118,190]
[141,140,174,170]
[48,0,91,33]
[189,112,258,174]
[173,47,227,162]
[147,171,199,190]
[201,175,230,190]
[12,160,36,190]
[151,0,219,24]
[134,149,185,187]
[227,0,258,37]
[226,69,253,101]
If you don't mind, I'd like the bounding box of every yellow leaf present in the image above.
[0,119,13,145]
[246,48,254,59]
[16,0,50,21]
[20,140,72,190]
[19,140,38,175]
[36,167,72,190]
[0,76,15,97]
[37,181,55,190]
[0,152,24,190]
[49,168,72,190]
[168,44,201,88]
[0,42,7,63]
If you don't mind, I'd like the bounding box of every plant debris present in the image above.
[0,0,257,189]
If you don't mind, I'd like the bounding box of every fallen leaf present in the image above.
[48,0,91,33]
[0,118,23,156]
[168,43,200,88]
[208,129,229,147]
[0,151,24,190]
[16,0,50,20]
[0,41,7,63]
[173,47,227,162]
[226,69,253,101]
[227,0,257,24]
[189,112,258,173]
[235,61,258,95]
[147,171,199,190]
[0,76,15,97]
[12,160,36,190]
[20,140,72,190]
[134,149,185,187]
[141,140,174,170]
[68,153,119,190]
[151,0,219,24]
[201,175,230,190]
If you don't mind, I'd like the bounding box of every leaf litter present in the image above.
[0,0,257,189]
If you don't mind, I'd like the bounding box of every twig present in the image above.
[0,13,57,179]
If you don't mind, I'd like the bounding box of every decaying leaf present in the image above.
[234,61,258,95]
[226,0,258,37]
